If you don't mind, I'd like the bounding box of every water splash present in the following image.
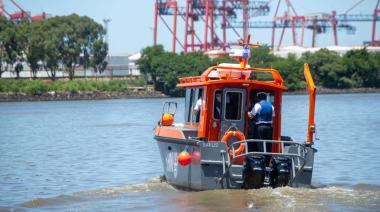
[171,185,380,211]
[20,178,380,211]
[21,176,172,208]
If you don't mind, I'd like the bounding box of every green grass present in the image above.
[0,79,148,94]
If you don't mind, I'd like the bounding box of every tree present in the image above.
[211,54,236,66]
[371,52,380,87]
[14,62,23,79]
[137,45,165,89]
[80,16,106,75]
[39,18,63,81]
[151,52,180,95]
[274,54,305,90]
[344,49,379,87]
[46,14,106,80]
[0,16,12,78]
[32,14,107,81]
[137,49,211,96]
[0,14,107,81]
[249,45,277,68]
[26,22,46,79]
[43,34,61,81]
[90,39,108,79]
[303,48,350,88]
[58,15,82,80]
[12,21,29,79]
[0,16,18,78]
[182,52,211,77]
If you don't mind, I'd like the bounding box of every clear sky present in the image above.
[2,0,377,54]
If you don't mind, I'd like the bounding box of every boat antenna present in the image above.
[238,34,260,68]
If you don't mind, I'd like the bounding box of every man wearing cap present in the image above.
[248,92,275,145]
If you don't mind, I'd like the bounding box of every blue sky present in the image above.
[2,0,377,54]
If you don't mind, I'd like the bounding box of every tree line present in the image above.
[138,45,380,96]
[0,14,108,80]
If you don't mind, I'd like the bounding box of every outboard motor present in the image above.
[270,156,292,187]
[242,155,265,189]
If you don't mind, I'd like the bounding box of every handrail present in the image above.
[177,65,285,86]
[162,101,177,115]
[227,139,308,164]
[217,139,309,186]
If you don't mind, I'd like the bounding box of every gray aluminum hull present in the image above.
[155,136,316,190]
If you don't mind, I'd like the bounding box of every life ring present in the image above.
[221,130,245,156]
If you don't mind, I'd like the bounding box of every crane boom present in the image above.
[9,0,30,18]
[0,0,4,16]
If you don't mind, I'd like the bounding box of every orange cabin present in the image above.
[156,63,288,153]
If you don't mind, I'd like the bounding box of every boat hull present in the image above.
[155,136,204,190]
[155,136,316,190]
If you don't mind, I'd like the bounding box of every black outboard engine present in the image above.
[270,156,292,187]
[242,155,265,189]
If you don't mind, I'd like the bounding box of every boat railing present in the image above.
[177,65,284,86]
[223,139,309,183]
[228,139,308,163]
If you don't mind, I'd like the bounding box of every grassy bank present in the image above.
[0,79,147,95]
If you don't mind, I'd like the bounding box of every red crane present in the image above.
[228,0,380,48]
[0,0,50,23]
[0,0,4,16]
[0,0,12,18]
[155,0,380,52]
[372,0,380,46]
[154,0,270,53]
[8,0,30,21]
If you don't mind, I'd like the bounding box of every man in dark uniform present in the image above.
[247,92,275,152]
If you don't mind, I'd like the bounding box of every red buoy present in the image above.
[161,113,174,126]
[191,151,201,165]
[178,151,191,166]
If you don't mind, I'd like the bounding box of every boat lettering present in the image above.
[165,151,178,178]
[202,142,218,148]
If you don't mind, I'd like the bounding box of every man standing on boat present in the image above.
[248,92,275,142]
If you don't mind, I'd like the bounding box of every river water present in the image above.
[0,93,379,211]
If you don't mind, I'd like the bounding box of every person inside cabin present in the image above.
[248,92,275,152]
[225,92,240,119]
[192,89,203,122]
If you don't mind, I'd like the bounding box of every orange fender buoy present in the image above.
[191,151,201,165]
[161,113,174,126]
[178,151,191,166]
[221,130,245,157]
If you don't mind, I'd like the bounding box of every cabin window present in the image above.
[213,90,222,119]
[185,88,193,122]
[224,91,242,120]
[185,87,203,123]
[249,90,275,107]
[192,88,203,123]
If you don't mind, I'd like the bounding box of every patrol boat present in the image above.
[154,35,317,190]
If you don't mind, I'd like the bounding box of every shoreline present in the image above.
[284,87,380,95]
[0,87,379,102]
[0,91,167,102]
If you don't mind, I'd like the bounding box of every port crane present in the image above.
[228,0,380,49]
[0,0,50,23]
[154,0,380,53]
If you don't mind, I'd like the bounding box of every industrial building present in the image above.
[273,45,380,58]
[1,54,141,79]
